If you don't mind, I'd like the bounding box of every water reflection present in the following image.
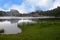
[0,21,21,34]
[0,19,35,34]
[18,20,36,24]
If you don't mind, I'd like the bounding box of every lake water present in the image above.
[0,17,36,34]
[0,16,56,34]
[0,21,21,34]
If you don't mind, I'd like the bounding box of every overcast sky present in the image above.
[0,0,60,13]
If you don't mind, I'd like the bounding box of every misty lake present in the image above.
[0,16,56,34]
[0,17,36,34]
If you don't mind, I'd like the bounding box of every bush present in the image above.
[0,29,4,33]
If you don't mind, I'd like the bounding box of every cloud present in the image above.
[0,0,60,13]
[23,0,53,10]
[10,0,53,13]
[26,0,49,6]
[9,1,36,13]
[0,8,4,11]
[49,0,60,10]
[10,4,25,13]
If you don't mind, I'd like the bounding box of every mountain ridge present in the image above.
[0,7,60,17]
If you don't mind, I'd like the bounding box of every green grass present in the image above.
[0,20,60,40]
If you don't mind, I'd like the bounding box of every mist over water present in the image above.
[0,17,35,34]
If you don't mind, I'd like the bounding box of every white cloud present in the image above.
[9,1,36,13]
[9,0,53,13]
[0,0,60,13]
[10,4,25,13]
[25,0,53,7]
[38,0,48,6]
[0,8,4,11]
[49,0,60,10]
[25,0,48,6]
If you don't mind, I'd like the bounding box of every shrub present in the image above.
[0,29,4,33]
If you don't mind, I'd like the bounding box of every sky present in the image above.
[0,0,60,13]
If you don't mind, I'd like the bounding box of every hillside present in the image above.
[0,7,60,17]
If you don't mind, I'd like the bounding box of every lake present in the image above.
[0,16,59,34]
[0,17,36,34]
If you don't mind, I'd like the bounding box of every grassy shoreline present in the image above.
[0,20,60,40]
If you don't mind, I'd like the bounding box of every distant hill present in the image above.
[7,9,20,16]
[0,9,20,16]
[20,6,60,17]
[0,7,60,17]
[43,7,60,16]
[0,11,7,16]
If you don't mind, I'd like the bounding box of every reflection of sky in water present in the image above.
[0,21,10,24]
[0,20,35,34]
[0,21,21,34]
[18,20,36,24]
